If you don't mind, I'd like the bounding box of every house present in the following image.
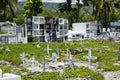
[25,16,68,42]
[0,21,26,44]
[68,21,98,41]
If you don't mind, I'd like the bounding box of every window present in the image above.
[40,18,45,23]
[33,24,38,29]
[60,31,63,35]
[76,34,79,37]
[39,24,44,29]
[86,24,89,28]
[33,17,39,22]
[72,35,75,37]
[64,26,67,29]
[39,31,44,35]
[64,31,67,34]
[60,26,63,29]
[34,31,38,35]
[86,30,90,33]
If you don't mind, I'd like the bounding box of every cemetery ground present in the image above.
[0,40,120,80]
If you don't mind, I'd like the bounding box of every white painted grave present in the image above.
[0,69,21,80]
[83,49,97,69]
[45,44,52,57]
[31,56,35,72]
[66,49,72,60]
[56,46,60,58]
[52,52,58,63]
[20,52,27,67]
[5,46,10,52]
[36,44,40,48]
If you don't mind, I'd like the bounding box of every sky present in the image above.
[18,0,83,4]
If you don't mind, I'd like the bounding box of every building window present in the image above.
[33,24,38,29]
[72,35,75,37]
[64,31,67,34]
[60,26,63,29]
[76,34,79,37]
[64,26,67,29]
[34,31,38,35]
[86,30,90,33]
[33,17,39,22]
[60,31,63,35]
[86,24,89,28]
[39,24,44,29]
[39,31,44,35]
[40,18,44,23]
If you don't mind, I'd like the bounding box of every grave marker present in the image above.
[6,46,10,52]
[41,57,46,71]
[45,44,52,57]
[36,44,40,48]
[83,49,97,69]
[52,52,58,63]
[56,46,60,58]
[31,56,35,72]
[118,47,120,61]
[20,52,26,67]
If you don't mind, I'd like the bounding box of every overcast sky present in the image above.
[18,0,83,4]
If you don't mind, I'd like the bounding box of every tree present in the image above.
[24,0,43,17]
[0,0,18,21]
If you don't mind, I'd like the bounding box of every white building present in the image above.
[0,21,27,44]
[25,16,68,42]
[68,22,98,41]
[0,69,21,80]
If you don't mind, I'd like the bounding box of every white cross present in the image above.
[6,46,10,52]
[45,44,52,57]
[66,49,72,60]
[36,44,40,48]
[52,52,58,63]
[31,56,35,72]
[41,57,46,71]
[83,49,97,68]
[56,46,60,58]
[20,52,26,67]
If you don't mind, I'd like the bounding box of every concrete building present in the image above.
[68,21,98,41]
[25,16,68,42]
[0,21,26,44]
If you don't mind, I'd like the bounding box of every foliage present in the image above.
[0,0,18,21]
[24,0,43,17]
[0,31,7,34]
[13,13,24,26]
[63,66,104,80]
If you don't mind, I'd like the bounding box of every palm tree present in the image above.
[0,0,18,21]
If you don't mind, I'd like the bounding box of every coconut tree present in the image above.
[0,0,18,21]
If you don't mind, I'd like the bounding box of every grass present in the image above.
[0,40,120,80]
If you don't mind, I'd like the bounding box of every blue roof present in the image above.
[110,22,120,26]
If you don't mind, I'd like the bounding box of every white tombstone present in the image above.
[56,46,60,58]
[36,44,40,48]
[103,28,106,32]
[107,28,110,32]
[66,49,72,60]
[83,49,97,69]
[45,45,52,57]
[52,52,58,63]
[31,56,35,72]
[20,52,26,67]
[5,46,10,52]
[0,69,21,80]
